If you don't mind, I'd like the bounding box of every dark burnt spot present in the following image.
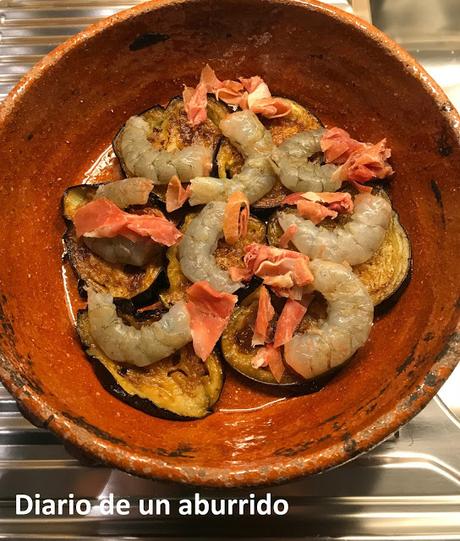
[441,103,453,113]
[156,444,195,458]
[62,412,127,445]
[435,331,460,362]
[318,413,340,426]
[430,179,443,208]
[430,180,446,228]
[456,297,460,310]
[129,32,170,51]
[343,433,357,455]
[408,389,421,405]
[274,441,312,457]
[423,332,435,342]
[309,53,324,60]
[424,373,438,387]
[397,349,415,375]
[437,131,453,157]
[365,402,377,414]
[43,414,55,429]
[26,133,33,141]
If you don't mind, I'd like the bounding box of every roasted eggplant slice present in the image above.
[160,212,266,306]
[62,185,164,300]
[216,99,322,209]
[77,310,223,420]
[354,210,411,306]
[113,96,229,201]
[266,189,412,306]
[221,291,304,386]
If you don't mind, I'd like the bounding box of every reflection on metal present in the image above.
[0,0,459,538]
[351,0,372,22]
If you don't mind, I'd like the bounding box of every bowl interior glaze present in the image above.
[0,0,458,487]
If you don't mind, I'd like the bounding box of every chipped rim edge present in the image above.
[0,0,459,487]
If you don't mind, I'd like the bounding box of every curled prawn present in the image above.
[87,288,192,367]
[178,202,242,293]
[117,116,212,183]
[271,129,341,193]
[277,193,392,265]
[285,259,374,379]
[94,177,153,209]
[189,110,276,205]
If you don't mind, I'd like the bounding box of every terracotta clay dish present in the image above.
[0,0,459,487]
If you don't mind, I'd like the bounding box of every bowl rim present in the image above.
[0,0,459,487]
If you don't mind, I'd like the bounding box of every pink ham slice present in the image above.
[321,127,364,165]
[223,191,250,246]
[339,139,394,183]
[279,223,298,249]
[183,82,208,127]
[165,176,190,213]
[282,191,354,225]
[252,286,275,346]
[74,198,182,247]
[183,65,292,125]
[242,244,313,298]
[273,299,308,348]
[186,281,237,361]
[251,345,285,382]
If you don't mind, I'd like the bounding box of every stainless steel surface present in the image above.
[0,0,459,539]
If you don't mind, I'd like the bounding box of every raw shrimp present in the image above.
[83,236,160,267]
[271,129,341,192]
[189,110,276,205]
[284,259,373,379]
[189,156,276,205]
[94,177,153,208]
[117,116,212,183]
[178,202,242,293]
[87,288,192,367]
[219,110,273,156]
[277,193,392,265]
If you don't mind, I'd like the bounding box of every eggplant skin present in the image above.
[160,211,267,306]
[62,184,164,301]
[216,98,322,210]
[112,96,229,201]
[76,310,224,420]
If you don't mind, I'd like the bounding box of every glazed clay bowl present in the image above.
[0,0,459,487]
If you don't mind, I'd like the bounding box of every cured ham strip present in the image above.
[183,82,208,127]
[243,244,313,295]
[186,281,237,361]
[340,139,393,183]
[321,127,364,165]
[279,223,298,249]
[240,76,291,119]
[251,345,285,382]
[165,176,190,213]
[74,198,182,247]
[252,286,275,346]
[228,265,253,282]
[282,191,355,225]
[295,199,338,224]
[223,191,250,245]
[273,299,307,348]
[333,139,393,186]
[183,65,292,125]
